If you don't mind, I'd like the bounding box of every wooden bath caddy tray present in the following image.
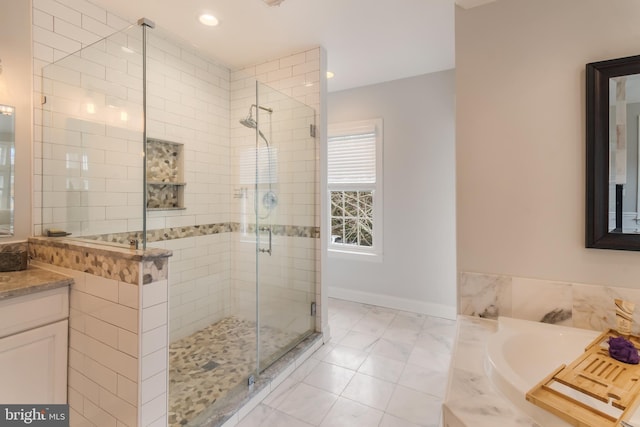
[526,329,640,427]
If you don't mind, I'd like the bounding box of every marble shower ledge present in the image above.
[28,237,172,285]
[28,236,171,261]
[443,316,541,427]
[0,266,73,300]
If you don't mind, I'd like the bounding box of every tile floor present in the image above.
[236,298,457,427]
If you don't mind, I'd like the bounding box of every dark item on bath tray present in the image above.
[609,336,640,364]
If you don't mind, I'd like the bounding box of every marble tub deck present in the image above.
[443,316,541,427]
[169,316,314,426]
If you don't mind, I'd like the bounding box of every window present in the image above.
[327,119,383,259]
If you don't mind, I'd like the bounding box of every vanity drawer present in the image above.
[0,286,69,338]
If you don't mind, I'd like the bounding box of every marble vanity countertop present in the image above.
[0,265,73,300]
[443,315,541,427]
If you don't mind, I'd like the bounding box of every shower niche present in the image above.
[146,138,186,210]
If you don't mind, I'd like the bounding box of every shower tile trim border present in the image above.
[82,222,320,246]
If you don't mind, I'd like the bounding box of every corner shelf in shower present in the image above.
[146,138,186,210]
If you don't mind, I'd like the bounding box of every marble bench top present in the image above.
[0,266,73,301]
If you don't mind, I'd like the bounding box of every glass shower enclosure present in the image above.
[39,19,318,426]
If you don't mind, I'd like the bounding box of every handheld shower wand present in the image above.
[239,104,278,218]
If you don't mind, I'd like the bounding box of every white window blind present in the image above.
[327,118,383,260]
[327,123,376,185]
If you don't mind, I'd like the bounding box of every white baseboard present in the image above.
[328,286,457,320]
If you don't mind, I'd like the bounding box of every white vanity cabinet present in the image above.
[0,286,69,404]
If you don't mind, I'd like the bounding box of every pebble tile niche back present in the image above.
[146,138,186,210]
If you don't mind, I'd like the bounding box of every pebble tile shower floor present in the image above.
[168,316,301,426]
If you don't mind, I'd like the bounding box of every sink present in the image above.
[0,251,27,272]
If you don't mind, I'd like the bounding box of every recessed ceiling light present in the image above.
[326,71,335,79]
[199,14,219,26]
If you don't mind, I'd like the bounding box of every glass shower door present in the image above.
[40,24,145,243]
[254,82,317,372]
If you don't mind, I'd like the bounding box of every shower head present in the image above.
[239,104,258,129]
[239,105,271,147]
[239,116,257,129]
[239,104,274,130]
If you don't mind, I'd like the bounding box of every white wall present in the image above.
[456,0,640,290]
[327,71,457,319]
[0,0,32,241]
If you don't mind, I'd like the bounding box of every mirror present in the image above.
[0,105,14,236]
[586,55,640,250]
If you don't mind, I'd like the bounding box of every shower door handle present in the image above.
[259,226,272,256]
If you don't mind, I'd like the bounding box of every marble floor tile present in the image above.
[237,404,314,427]
[311,341,336,360]
[273,382,338,425]
[327,326,350,344]
[338,330,380,352]
[370,338,414,362]
[386,385,443,426]
[262,377,298,408]
[390,313,426,331]
[407,345,452,372]
[379,413,423,427]
[358,354,406,383]
[341,372,395,410]
[202,298,456,427]
[382,325,420,345]
[415,330,454,354]
[289,356,321,382]
[318,397,384,427]
[398,363,449,398]
[322,344,368,370]
[303,361,356,395]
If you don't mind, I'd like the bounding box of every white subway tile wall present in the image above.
[33,261,140,425]
[150,233,232,342]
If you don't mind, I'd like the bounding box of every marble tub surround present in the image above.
[28,236,171,285]
[459,271,640,334]
[0,265,73,299]
[443,316,540,427]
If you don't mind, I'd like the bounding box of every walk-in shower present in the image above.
[39,19,319,427]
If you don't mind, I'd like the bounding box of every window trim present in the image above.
[327,118,383,261]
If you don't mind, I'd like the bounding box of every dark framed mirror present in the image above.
[586,54,640,250]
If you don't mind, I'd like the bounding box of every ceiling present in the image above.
[88,0,466,92]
